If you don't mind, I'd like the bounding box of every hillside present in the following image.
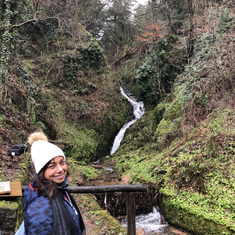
[111,3,235,235]
[0,1,234,234]
[0,1,129,175]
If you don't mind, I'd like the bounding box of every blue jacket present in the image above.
[23,184,84,234]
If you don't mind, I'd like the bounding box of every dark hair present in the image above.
[33,159,68,199]
[33,161,57,199]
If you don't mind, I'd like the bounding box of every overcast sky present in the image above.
[137,0,149,4]
[132,0,149,13]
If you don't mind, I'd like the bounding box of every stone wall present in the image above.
[0,199,22,235]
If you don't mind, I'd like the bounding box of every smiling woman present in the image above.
[22,131,86,235]
[44,156,68,184]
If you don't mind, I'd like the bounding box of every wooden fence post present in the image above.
[126,192,136,235]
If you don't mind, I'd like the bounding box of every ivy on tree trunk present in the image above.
[0,0,13,87]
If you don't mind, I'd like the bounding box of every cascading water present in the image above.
[110,87,145,155]
[94,88,187,234]
[109,88,177,234]
[121,207,169,234]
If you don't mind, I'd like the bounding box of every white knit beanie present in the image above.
[28,132,65,174]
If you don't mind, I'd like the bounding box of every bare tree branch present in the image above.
[8,17,59,32]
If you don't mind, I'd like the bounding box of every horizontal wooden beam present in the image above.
[22,184,147,193]
[68,185,147,193]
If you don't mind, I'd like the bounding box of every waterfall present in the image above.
[110,87,145,155]
[121,207,168,234]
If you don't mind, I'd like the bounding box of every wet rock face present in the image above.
[88,163,157,217]
[169,226,189,235]
[95,187,157,217]
[136,228,145,235]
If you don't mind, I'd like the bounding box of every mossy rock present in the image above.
[74,194,127,234]
[163,96,183,121]
[159,194,235,235]
[77,194,101,212]
[0,199,23,233]
[0,200,18,211]
[91,210,127,235]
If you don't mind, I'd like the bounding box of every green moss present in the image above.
[163,96,183,121]
[114,107,235,234]
[77,194,101,212]
[153,101,168,123]
[74,194,127,234]
[152,97,183,146]
[61,124,98,162]
[21,59,35,77]
[159,193,235,235]
[15,198,24,231]
[67,158,98,181]
[91,210,127,234]
[0,200,18,211]
[116,153,158,183]
[155,119,172,138]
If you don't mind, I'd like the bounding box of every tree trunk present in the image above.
[0,0,12,90]
[187,0,194,59]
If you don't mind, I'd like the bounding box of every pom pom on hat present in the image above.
[28,131,65,174]
[28,131,48,144]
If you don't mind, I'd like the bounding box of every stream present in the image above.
[92,87,189,235]
[121,207,169,234]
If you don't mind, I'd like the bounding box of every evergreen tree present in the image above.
[76,0,106,38]
[100,0,135,59]
[150,0,190,34]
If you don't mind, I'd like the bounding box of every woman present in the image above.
[23,131,86,235]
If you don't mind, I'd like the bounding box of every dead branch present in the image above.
[8,17,59,32]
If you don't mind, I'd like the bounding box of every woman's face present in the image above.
[44,156,67,183]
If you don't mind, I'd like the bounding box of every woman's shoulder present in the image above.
[24,196,53,235]
[24,185,53,234]
[27,194,52,211]
[24,183,51,211]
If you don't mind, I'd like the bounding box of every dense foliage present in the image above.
[135,37,184,106]
[112,2,235,234]
[0,0,127,165]
[0,0,234,234]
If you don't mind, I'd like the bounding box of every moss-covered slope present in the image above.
[112,6,235,235]
[0,15,128,180]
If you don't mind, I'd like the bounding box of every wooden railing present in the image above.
[22,184,147,235]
